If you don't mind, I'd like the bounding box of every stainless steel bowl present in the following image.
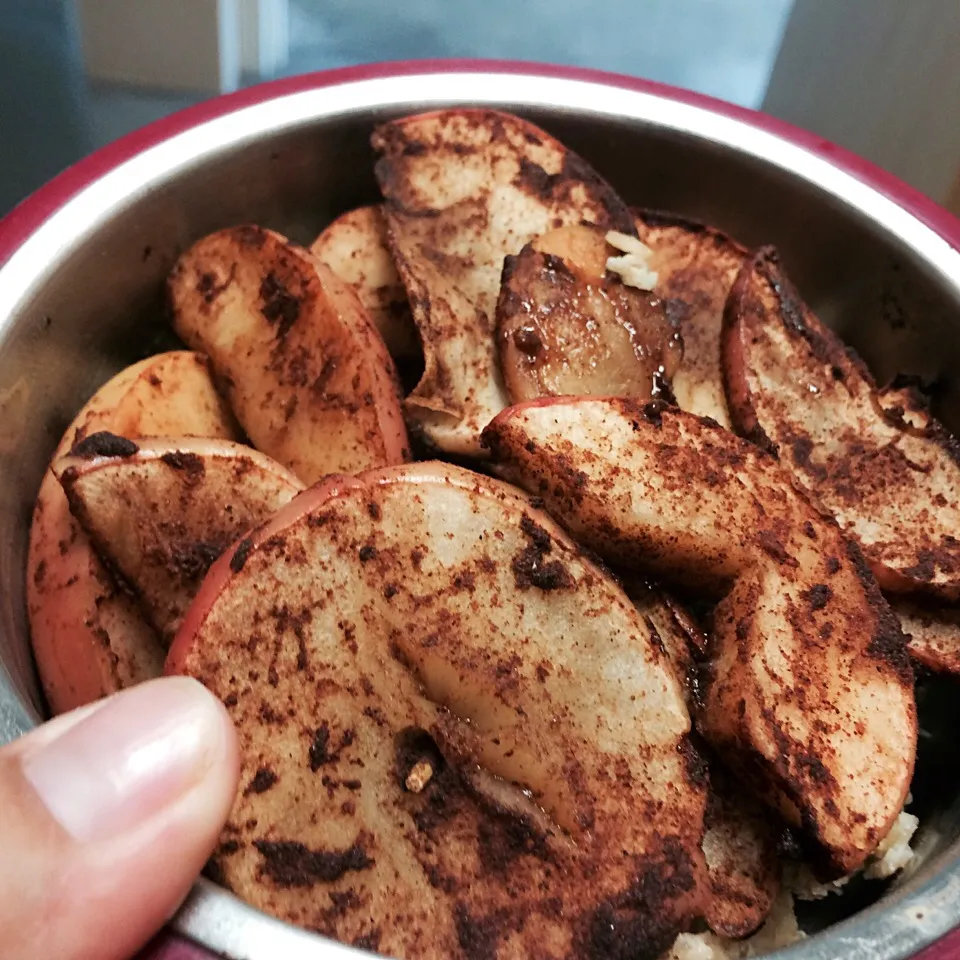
[2,62,960,960]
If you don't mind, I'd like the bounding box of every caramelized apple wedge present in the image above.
[169,225,409,484]
[372,109,634,455]
[724,248,960,599]
[27,351,239,714]
[633,209,747,427]
[54,437,303,644]
[168,462,706,958]
[483,397,916,876]
[497,224,682,403]
[310,205,421,364]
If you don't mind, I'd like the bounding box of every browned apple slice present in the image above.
[167,462,706,958]
[893,599,960,674]
[54,437,303,645]
[27,351,240,714]
[310,205,421,365]
[622,577,699,700]
[633,209,747,427]
[169,225,409,484]
[700,769,781,939]
[623,576,780,938]
[497,223,683,404]
[724,247,960,599]
[372,109,635,456]
[483,397,916,877]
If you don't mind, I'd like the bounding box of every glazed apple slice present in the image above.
[632,209,747,428]
[724,247,960,599]
[169,225,409,484]
[372,109,635,456]
[496,224,683,404]
[310,205,420,365]
[168,462,706,958]
[54,436,303,645]
[483,397,916,877]
[27,351,239,714]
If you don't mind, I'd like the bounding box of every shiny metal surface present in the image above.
[2,68,960,960]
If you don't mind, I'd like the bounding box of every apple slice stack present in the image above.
[26,107,947,959]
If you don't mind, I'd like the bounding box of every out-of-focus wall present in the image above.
[764,0,960,207]
[0,0,92,215]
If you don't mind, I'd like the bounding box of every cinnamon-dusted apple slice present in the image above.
[497,224,683,404]
[483,397,916,876]
[893,599,960,675]
[633,209,747,427]
[623,576,780,938]
[372,109,635,456]
[622,577,699,699]
[699,769,781,939]
[724,247,960,599]
[28,351,240,714]
[168,462,707,958]
[310,205,420,364]
[169,225,409,484]
[54,437,303,645]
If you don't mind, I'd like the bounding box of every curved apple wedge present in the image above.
[497,223,683,404]
[893,599,960,675]
[169,225,409,484]
[699,768,781,939]
[724,247,960,599]
[310,205,421,364]
[624,578,780,938]
[483,397,916,877]
[633,209,747,427]
[54,437,303,645]
[168,462,706,958]
[372,109,635,456]
[28,351,240,714]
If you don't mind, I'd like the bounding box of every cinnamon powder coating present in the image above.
[174,465,705,957]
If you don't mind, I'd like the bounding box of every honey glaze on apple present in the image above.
[496,224,683,404]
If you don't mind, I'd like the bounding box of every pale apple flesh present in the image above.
[27,351,240,714]
[372,109,636,456]
[483,396,916,877]
[168,462,706,959]
[54,437,303,645]
[168,224,409,485]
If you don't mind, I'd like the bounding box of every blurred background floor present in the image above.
[0,0,792,216]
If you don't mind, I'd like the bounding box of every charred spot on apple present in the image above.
[254,838,375,888]
[69,431,139,460]
[167,462,705,956]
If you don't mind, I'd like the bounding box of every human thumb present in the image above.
[0,676,239,960]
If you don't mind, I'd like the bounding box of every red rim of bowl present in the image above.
[2,58,960,267]
[4,58,960,960]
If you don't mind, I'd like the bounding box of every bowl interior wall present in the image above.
[2,93,960,947]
